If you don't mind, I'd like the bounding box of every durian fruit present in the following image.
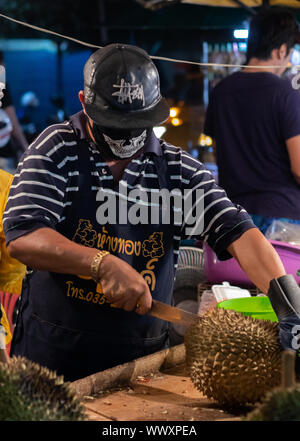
[245,385,300,420]
[246,351,300,421]
[0,356,86,421]
[184,307,282,407]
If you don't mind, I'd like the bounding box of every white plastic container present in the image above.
[211,281,251,303]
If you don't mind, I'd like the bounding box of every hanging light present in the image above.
[171,118,183,127]
[170,107,180,118]
[198,133,213,146]
[233,29,249,39]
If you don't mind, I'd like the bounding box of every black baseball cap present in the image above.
[83,43,170,129]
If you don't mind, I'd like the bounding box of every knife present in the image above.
[149,299,200,327]
[95,281,200,327]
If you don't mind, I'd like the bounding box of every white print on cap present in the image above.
[112,78,145,106]
[103,129,147,159]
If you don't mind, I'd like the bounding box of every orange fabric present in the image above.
[0,303,11,345]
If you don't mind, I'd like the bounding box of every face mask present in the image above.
[89,121,147,159]
[102,130,147,159]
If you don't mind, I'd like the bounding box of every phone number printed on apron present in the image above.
[66,280,108,305]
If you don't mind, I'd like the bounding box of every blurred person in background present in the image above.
[19,91,40,144]
[204,8,300,234]
[0,51,28,173]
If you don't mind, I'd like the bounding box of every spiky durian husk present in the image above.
[184,308,282,407]
[0,356,86,421]
[245,386,300,421]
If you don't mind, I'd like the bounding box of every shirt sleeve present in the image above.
[182,162,257,260]
[280,89,300,141]
[3,144,67,246]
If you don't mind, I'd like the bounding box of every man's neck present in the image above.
[243,58,281,75]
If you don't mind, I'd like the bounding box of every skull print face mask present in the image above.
[88,120,148,159]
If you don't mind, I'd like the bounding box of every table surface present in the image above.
[82,364,247,421]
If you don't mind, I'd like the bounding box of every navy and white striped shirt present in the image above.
[3,111,256,264]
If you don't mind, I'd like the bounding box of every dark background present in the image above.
[0,0,296,151]
[0,0,253,128]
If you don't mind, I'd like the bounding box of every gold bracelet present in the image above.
[90,250,110,282]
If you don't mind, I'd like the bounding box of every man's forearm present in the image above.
[7,227,100,277]
[227,228,286,294]
[7,226,153,314]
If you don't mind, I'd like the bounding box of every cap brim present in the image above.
[85,98,170,129]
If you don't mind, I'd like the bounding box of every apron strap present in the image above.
[152,155,174,190]
[77,139,93,194]
[67,126,93,216]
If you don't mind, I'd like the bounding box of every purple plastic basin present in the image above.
[203,239,300,286]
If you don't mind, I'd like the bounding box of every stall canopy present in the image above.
[182,0,300,7]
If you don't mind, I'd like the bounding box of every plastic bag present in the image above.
[265,220,300,246]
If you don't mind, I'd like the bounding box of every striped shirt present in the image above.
[3,111,256,263]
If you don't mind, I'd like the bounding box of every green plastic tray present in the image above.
[217,296,278,323]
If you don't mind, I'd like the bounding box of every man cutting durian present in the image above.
[2,43,300,382]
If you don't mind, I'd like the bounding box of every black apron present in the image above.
[11,134,178,382]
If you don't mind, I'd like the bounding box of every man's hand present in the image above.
[268,275,300,353]
[98,254,152,315]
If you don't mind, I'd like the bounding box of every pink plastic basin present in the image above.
[203,239,300,286]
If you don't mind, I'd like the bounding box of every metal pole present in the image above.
[98,0,108,45]
[232,0,257,15]
[202,41,209,109]
[262,0,270,9]
[56,41,63,98]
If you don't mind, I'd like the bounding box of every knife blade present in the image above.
[95,281,200,327]
[149,299,200,327]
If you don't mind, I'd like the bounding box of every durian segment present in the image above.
[0,356,86,421]
[184,308,282,407]
[245,386,300,421]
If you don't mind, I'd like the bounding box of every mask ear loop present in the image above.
[86,117,95,141]
[85,117,124,159]
[86,118,107,150]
